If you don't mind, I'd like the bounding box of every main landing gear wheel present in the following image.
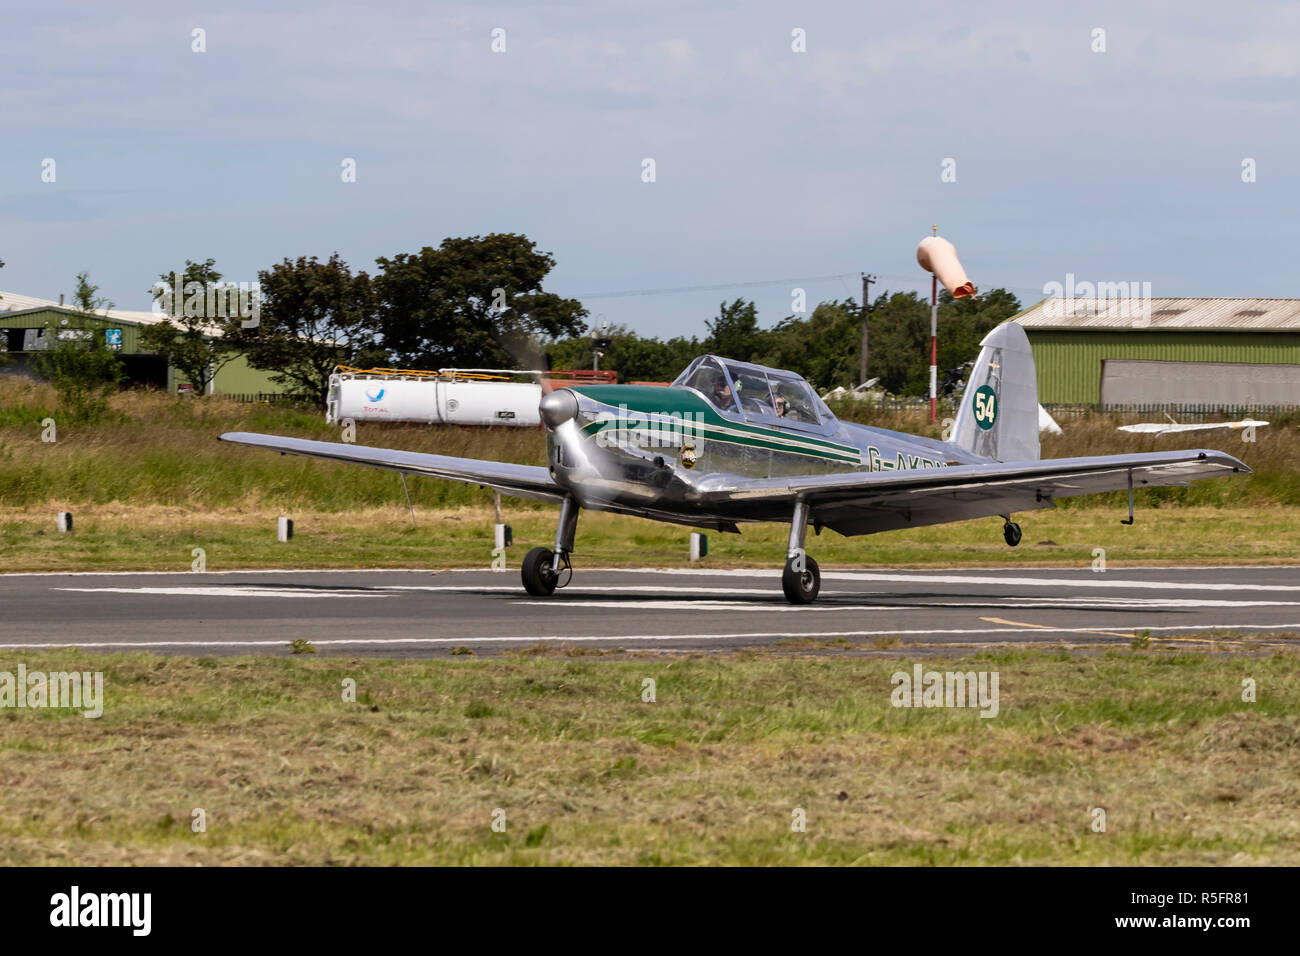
[521,547,559,596]
[1003,521,1022,547]
[782,554,821,604]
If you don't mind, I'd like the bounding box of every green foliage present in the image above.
[704,298,763,362]
[864,292,930,394]
[374,234,587,371]
[756,299,863,390]
[230,253,384,407]
[71,271,114,314]
[541,289,1019,393]
[29,274,123,421]
[864,288,1021,396]
[614,333,701,381]
[141,258,244,394]
[545,323,700,381]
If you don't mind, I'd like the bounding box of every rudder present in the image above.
[950,321,1040,462]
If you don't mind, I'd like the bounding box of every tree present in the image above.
[757,298,862,390]
[230,254,383,406]
[935,287,1022,371]
[544,324,701,382]
[864,288,1022,396]
[613,333,701,381]
[71,270,114,314]
[30,272,123,420]
[704,298,765,362]
[865,291,931,395]
[373,234,587,370]
[140,258,245,395]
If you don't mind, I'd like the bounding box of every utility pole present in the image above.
[859,273,876,387]
[929,225,938,423]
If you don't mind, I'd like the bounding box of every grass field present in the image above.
[0,380,1295,516]
[1,648,1296,865]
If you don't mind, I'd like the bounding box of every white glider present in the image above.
[1118,415,1269,438]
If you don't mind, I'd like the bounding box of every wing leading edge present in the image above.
[692,449,1250,536]
[218,432,564,503]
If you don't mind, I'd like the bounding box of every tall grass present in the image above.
[1,380,1295,510]
[0,382,547,511]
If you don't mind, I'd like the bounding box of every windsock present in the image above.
[916,236,976,298]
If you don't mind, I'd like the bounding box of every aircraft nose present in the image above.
[539,388,579,429]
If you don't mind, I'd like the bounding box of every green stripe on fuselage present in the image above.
[571,384,863,464]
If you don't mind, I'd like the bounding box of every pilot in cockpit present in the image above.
[706,371,736,412]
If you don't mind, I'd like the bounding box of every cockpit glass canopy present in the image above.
[674,356,831,427]
[724,363,775,416]
[678,357,737,413]
[766,374,821,424]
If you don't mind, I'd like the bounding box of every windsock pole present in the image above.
[929,274,938,423]
[916,229,975,424]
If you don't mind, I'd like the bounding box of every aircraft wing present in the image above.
[219,432,565,503]
[692,449,1250,536]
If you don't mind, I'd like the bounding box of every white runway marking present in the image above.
[47,582,1300,611]
[1,622,1298,649]
[1,568,447,578]
[519,600,921,612]
[53,587,383,598]
[646,568,1300,592]
[49,584,786,598]
[520,597,1300,611]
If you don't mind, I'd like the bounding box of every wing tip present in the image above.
[1191,448,1253,475]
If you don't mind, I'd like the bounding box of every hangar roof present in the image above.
[0,290,165,325]
[1015,297,1300,332]
[0,290,236,336]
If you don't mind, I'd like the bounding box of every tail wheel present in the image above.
[521,547,559,596]
[1003,521,1022,547]
[782,554,821,605]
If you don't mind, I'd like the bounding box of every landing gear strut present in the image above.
[521,495,579,596]
[1003,519,1022,547]
[782,499,821,604]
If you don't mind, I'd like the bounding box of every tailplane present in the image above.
[950,321,1040,462]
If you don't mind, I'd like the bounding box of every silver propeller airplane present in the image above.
[221,322,1250,604]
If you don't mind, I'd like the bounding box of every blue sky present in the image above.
[3,0,1297,338]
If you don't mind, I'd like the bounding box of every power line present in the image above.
[573,272,1044,300]
[573,272,858,299]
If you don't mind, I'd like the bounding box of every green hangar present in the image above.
[0,289,284,397]
[1013,297,1300,409]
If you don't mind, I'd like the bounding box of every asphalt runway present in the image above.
[1,565,1299,656]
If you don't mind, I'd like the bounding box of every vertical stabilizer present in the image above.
[950,321,1040,462]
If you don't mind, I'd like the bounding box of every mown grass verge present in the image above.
[1,504,1298,572]
[0,648,1295,864]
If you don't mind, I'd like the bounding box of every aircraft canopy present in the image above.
[673,355,836,430]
